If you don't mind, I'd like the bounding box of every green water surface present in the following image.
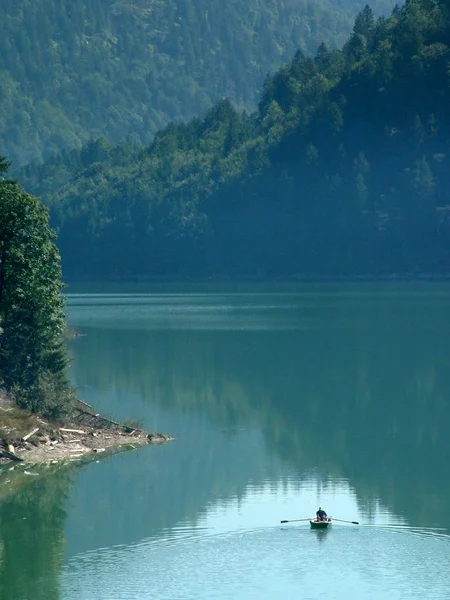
[1,283,450,599]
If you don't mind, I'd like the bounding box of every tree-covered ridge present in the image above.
[0,0,394,164]
[18,0,450,279]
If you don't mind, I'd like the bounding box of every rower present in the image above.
[316,506,328,521]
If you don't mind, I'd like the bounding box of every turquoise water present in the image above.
[1,284,450,599]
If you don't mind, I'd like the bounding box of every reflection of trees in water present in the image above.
[64,425,283,558]
[0,468,74,600]
[0,294,446,593]
[69,292,450,528]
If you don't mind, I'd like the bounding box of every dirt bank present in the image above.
[0,392,172,465]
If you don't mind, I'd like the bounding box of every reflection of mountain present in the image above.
[68,289,450,531]
[0,469,73,600]
[64,421,283,559]
[2,288,447,597]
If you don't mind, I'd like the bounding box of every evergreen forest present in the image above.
[0,0,394,165]
[13,0,450,280]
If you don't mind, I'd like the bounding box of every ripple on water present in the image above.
[61,522,450,600]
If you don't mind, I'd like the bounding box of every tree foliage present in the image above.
[0,158,71,415]
[0,0,395,165]
[17,0,450,279]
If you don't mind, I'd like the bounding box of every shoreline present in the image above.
[0,393,172,466]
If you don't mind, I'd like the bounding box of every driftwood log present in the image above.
[0,448,24,462]
[60,428,86,434]
[23,427,39,441]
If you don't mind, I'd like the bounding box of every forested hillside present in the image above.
[18,0,450,280]
[0,0,395,165]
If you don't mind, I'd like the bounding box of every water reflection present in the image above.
[1,286,450,600]
[68,287,450,532]
[0,467,74,600]
[60,481,450,600]
[311,527,331,543]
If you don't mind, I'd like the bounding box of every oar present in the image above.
[330,517,359,525]
[280,517,313,524]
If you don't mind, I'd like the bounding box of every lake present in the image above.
[1,283,450,599]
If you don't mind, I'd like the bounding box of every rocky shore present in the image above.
[0,392,172,466]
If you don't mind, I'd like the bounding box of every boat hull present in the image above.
[310,519,332,529]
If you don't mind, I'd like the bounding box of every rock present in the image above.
[148,432,171,442]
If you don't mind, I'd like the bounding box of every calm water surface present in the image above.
[1,284,450,599]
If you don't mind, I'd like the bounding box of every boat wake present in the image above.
[362,523,450,542]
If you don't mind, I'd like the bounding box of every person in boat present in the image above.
[316,507,328,521]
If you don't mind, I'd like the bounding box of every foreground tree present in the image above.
[0,156,72,416]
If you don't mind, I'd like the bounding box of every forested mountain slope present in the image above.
[18,0,450,280]
[0,0,394,165]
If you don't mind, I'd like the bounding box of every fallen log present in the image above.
[60,428,86,435]
[0,448,24,462]
[23,427,39,441]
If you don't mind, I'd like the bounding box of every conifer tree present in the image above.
[0,156,71,416]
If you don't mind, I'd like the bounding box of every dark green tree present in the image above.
[0,157,71,416]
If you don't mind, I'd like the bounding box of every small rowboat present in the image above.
[310,519,332,529]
